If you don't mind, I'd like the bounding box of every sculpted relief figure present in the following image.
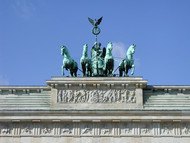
[42,127,51,135]
[82,124,93,135]
[57,89,136,104]
[22,127,32,134]
[1,128,10,134]
[127,90,136,103]
[62,129,72,134]
[57,90,63,102]
[182,126,190,135]
[88,90,99,103]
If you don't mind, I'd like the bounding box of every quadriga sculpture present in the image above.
[80,44,92,77]
[104,42,114,76]
[61,45,78,77]
[119,44,136,77]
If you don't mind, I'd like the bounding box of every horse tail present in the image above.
[75,61,78,68]
[119,60,124,69]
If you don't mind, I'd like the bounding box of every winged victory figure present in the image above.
[88,17,103,27]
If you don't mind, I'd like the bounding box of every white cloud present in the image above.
[112,42,127,60]
[112,42,140,74]
[134,57,140,69]
[0,76,9,85]
[11,0,36,19]
[112,42,127,72]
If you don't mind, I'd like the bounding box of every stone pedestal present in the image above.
[46,77,147,109]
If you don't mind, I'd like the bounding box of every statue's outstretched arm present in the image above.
[92,42,97,48]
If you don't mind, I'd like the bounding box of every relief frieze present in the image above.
[57,89,136,104]
[0,122,189,137]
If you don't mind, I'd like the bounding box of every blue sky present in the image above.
[0,0,190,85]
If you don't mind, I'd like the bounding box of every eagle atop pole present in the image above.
[88,17,103,42]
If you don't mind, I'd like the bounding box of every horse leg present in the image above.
[85,63,89,77]
[109,69,112,76]
[89,68,92,77]
[74,65,78,77]
[62,65,65,76]
[125,68,129,77]
[81,63,85,76]
[108,69,111,76]
[72,71,76,77]
[124,70,126,76]
[119,65,123,77]
[75,68,78,77]
[119,69,123,77]
[70,71,74,77]
[108,69,110,76]
[104,68,107,77]
[75,71,77,77]
[119,61,124,77]
[124,64,128,77]
[124,70,127,77]
[111,68,114,76]
[108,64,113,76]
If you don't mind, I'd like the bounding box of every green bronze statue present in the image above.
[119,44,136,77]
[61,17,136,77]
[80,44,92,77]
[90,42,106,60]
[104,42,114,76]
[88,17,103,42]
[61,45,78,77]
[87,17,107,76]
[90,41,106,76]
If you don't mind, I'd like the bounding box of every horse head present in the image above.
[61,45,67,56]
[61,45,70,58]
[83,44,88,57]
[127,44,136,55]
[106,42,113,55]
[126,44,136,60]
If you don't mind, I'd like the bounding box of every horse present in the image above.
[80,44,92,77]
[61,45,78,77]
[119,44,136,77]
[104,42,114,76]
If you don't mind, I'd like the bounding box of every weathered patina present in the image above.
[61,45,78,77]
[90,41,106,76]
[88,17,103,42]
[119,44,136,76]
[104,42,114,76]
[80,44,92,77]
[61,17,136,77]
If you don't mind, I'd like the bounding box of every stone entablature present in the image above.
[0,77,190,142]
[0,109,190,138]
